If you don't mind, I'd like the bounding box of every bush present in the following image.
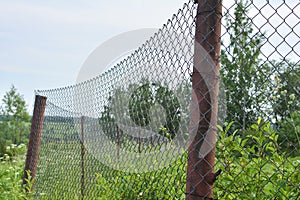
[95,119,299,199]
[215,119,299,199]
[0,144,33,200]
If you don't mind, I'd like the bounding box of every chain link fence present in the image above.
[24,0,299,199]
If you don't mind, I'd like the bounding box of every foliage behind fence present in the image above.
[26,0,299,199]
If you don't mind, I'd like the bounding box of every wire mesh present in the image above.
[28,0,299,199]
[215,0,300,199]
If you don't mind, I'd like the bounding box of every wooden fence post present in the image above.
[186,0,222,199]
[81,116,85,200]
[23,95,47,192]
[117,126,120,158]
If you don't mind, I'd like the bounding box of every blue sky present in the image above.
[0,0,299,113]
[0,0,187,112]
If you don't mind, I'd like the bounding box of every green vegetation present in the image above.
[0,86,32,199]
[215,120,299,199]
[221,0,299,154]
[220,0,270,130]
[128,82,181,139]
[270,61,300,155]
[93,120,299,200]
[0,85,31,156]
[0,143,33,200]
[99,81,182,142]
[1,119,299,199]
[0,0,299,199]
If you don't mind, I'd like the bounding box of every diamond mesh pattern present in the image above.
[26,0,300,199]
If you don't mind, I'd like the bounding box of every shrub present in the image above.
[215,119,299,199]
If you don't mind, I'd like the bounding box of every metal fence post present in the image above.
[81,116,85,200]
[186,0,222,199]
[117,126,120,157]
[23,95,47,192]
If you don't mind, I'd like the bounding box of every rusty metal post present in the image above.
[186,0,222,199]
[23,95,47,192]
[138,128,142,153]
[117,126,120,157]
[81,116,85,200]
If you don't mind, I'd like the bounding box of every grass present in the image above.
[0,144,32,200]
[1,120,298,200]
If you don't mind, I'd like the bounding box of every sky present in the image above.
[0,0,187,113]
[0,0,299,114]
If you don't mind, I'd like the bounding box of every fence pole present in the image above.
[81,116,85,200]
[23,95,47,192]
[117,126,120,158]
[186,0,222,199]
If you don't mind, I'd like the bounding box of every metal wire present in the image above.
[28,0,299,199]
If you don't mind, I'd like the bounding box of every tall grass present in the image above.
[0,144,33,200]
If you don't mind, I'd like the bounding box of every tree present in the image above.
[270,61,300,154]
[128,82,181,139]
[98,104,118,141]
[220,0,299,156]
[220,0,271,130]
[0,85,30,155]
[271,61,300,121]
[99,81,182,144]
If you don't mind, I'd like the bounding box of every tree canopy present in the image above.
[0,86,30,155]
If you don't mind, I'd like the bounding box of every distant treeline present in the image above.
[44,116,76,124]
[0,115,15,121]
[0,115,77,124]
